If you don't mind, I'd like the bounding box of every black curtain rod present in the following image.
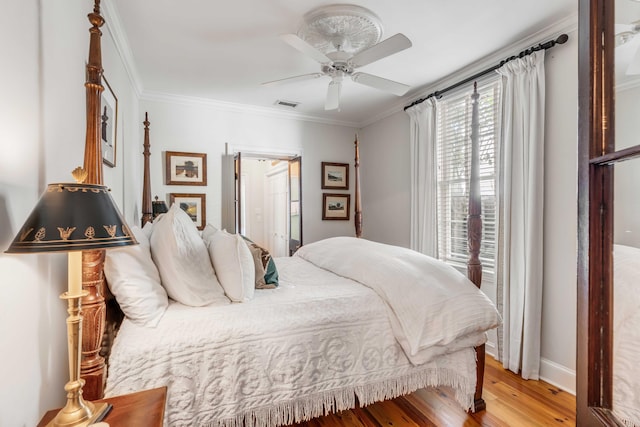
[403,33,569,111]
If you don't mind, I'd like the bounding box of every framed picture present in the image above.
[166,151,207,186]
[321,162,349,190]
[101,75,118,167]
[322,193,350,220]
[170,193,206,230]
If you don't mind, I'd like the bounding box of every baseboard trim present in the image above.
[485,345,575,395]
[540,358,576,395]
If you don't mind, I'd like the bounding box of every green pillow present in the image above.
[264,256,279,286]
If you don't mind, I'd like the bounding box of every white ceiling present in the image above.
[109,0,577,126]
[615,0,640,86]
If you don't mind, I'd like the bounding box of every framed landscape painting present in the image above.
[321,162,349,190]
[170,193,206,230]
[166,151,207,185]
[322,193,350,220]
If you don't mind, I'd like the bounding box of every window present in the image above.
[436,78,501,279]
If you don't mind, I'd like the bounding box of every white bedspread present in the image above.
[613,244,640,426]
[295,237,501,364]
[106,256,478,427]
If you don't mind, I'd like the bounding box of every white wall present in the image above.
[138,97,358,245]
[0,1,139,424]
[358,112,412,247]
[1,1,87,425]
[359,29,579,393]
[0,5,579,425]
[101,17,141,224]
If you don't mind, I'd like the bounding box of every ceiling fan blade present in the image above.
[349,33,412,68]
[262,73,324,87]
[325,80,341,110]
[351,72,410,96]
[627,45,640,75]
[280,34,332,64]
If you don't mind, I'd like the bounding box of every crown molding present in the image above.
[360,12,579,128]
[616,76,640,92]
[100,1,359,128]
[139,91,361,128]
[98,3,578,130]
[101,0,143,97]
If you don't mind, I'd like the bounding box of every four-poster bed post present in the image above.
[350,83,486,410]
[80,0,108,400]
[354,135,363,238]
[80,0,488,411]
[141,113,153,227]
[468,83,486,412]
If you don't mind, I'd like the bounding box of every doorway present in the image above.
[233,154,302,257]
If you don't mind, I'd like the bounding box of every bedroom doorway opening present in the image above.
[233,154,302,257]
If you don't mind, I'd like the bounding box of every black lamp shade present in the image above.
[152,199,168,217]
[5,183,137,253]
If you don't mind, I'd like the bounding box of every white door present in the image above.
[265,165,289,257]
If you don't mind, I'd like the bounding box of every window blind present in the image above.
[436,79,501,275]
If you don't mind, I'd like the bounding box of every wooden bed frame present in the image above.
[77,0,487,414]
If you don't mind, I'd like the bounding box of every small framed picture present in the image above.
[166,151,207,186]
[170,193,206,230]
[101,75,118,168]
[322,193,350,220]
[321,162,349,190]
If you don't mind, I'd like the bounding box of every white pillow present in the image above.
[104,225,168,327]
[205,230,255,302]
[150,204,229,307]
[141,221,154,239]
[201,223,218,242]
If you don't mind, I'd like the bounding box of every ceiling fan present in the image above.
[262,5,413,111]
[615,20,640,74]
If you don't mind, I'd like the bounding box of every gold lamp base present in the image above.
[46,398,110,427]
[47,287,111,426]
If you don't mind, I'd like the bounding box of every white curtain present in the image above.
[496,51,546,380]
[406,98,438,257]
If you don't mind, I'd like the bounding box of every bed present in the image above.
[613,244,640,426]
[103,236,497,426]
[76,1,499,425]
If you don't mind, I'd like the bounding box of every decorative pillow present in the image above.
[104,225,168,327]
[150,204,228,307]
[141,221,154,239]
[242,237,279,288]
[246,244,268,288]
[205,230,255,302]
[201,223,218,242]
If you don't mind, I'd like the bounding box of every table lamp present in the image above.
[5,168,137,426]
[152,195,168,218]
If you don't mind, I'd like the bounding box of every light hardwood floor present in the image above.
[291,356,576,426]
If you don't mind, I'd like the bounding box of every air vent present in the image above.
[274,99,300,109]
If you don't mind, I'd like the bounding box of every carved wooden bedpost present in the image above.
[81,0,107,400]
[354,135,363,238]
[141,113,153,227]
[468,82,486,412]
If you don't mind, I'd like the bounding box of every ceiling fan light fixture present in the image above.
[267,4,412,112]
[298,5,383,55]
[616,31,635,47]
